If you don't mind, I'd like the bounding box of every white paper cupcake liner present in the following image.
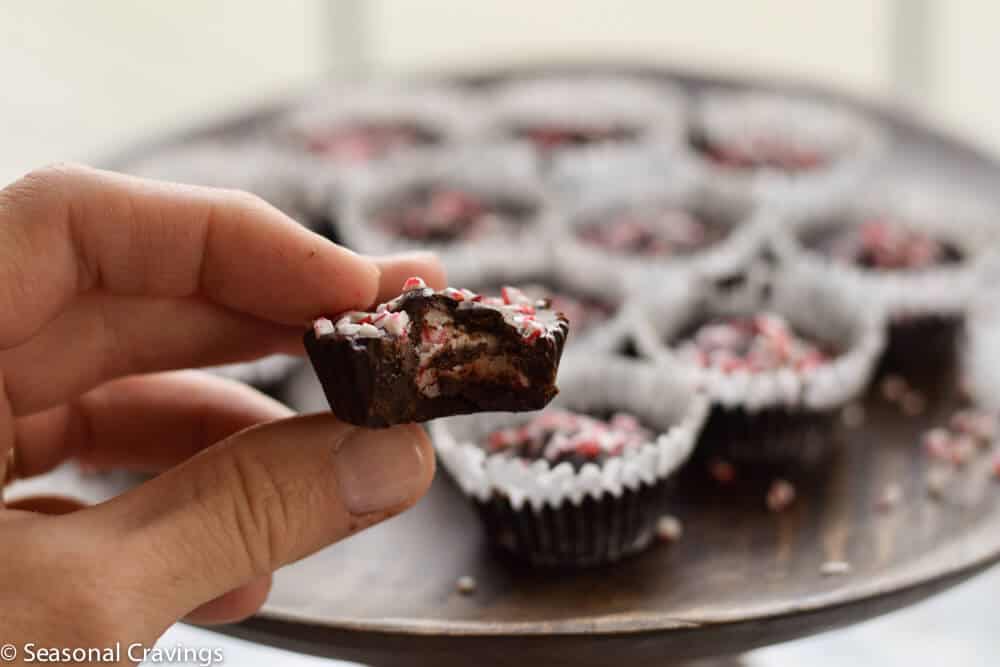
[275,82,478,158]
[773,179,1000,320]
[480,76,687,157]
[337,145,554,285]
[962,283,1000,413]
[688,90,888,212]
[632,264,887,412]
[123,140,327,233]
[552,170,775,287]
[431,358,709,511]
[547,143,700,204]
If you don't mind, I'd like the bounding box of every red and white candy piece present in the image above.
[766,479,796,512]
[402,276,427,292]
[313,317,335,338]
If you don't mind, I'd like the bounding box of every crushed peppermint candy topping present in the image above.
[484,409,653,465]
[823,219,962,271]
[691,129,826,172]
[403,276,427,291]
[311,277,565,343]
[920,405,999,468]
[374,187,531,243]
[655,515,684,543]
[709,458,737,484]
[313,318,335,338]
[578,205,727,258]
[475,283,615,336]
[675,313,835,374]
[517,124,637,152]
[456,575,477,595]
[766,479,796,512]
[299,122,436,162]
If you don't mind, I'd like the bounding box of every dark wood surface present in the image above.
[100,66,1000,666]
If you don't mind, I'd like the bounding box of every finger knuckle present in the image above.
[212,447,296,577]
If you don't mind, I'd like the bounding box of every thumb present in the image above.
[84,414,434,631]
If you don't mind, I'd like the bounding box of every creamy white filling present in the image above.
[416,307,527,397]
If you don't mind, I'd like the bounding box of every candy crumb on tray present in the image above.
[304,277,569,428]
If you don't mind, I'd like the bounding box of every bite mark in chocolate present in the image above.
[305,277,569,427]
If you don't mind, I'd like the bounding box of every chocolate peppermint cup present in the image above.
[776,182,1000,376]
[276,84,472,164]
[556,181,770,283]
[432,359,709,568]
[634,271,885,470]
[370,185,536,244]
[484,76,686,158]
[305,278,569,428]
[339,148,554,284]
[688,91,886,209]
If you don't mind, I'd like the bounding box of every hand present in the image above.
[0,164,442,662]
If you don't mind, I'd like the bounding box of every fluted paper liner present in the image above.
[338,145,555,285]
[632,265,887,412]
[553,167,775,285]
[432,358,708,510]
[774,180,1000,320]
[688,90,887,211]
[482,76,686,157]
[433,359,707,566]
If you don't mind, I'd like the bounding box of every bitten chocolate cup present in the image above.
[687,90,887,212]
[305,280,569,428]
[633,266,886,471]
[773,180,1000,377]
[432,359,709,568]
[338,146,555,285]
[481,76,687,165]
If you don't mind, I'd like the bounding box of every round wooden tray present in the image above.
[102,66,1000,666]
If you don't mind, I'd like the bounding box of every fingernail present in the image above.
[334,426,427,515]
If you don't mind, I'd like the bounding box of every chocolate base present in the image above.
[476,481,668,568]
[304,293,568,428]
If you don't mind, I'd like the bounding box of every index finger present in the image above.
[0,163,380,348]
